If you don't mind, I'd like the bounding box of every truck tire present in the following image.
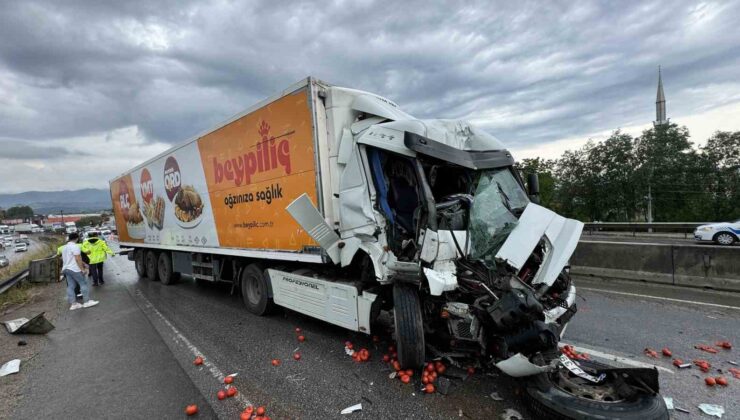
[393,284,425,369]
[525,359,669,420]
[134,249,146,278]
[145,250,159,281]
[157,252,179,285]
[241,264,275,315]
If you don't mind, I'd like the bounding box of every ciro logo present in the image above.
[118,180,131,219]
[163,156,182,202]
[140,168,153,204]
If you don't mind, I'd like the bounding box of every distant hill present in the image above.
[0,189,112,215]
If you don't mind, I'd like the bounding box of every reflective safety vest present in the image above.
[81,238,113,264]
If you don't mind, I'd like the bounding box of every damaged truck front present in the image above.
[310,85,668,419]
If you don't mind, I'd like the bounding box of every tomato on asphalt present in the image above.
[400,374,411,384]
[705,377,716,386]
[224,376,234,384]
[256,406,266,415]
[227,387,238,397]
[293,352,301,361]
[185,405,198,416]
[217,390,226,400]
[425,384,435,394]
[193,356,204,366]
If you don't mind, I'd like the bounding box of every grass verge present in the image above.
[0,234,64,309]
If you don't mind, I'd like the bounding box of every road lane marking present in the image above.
[579,287,740,310]
[109,257,253,409]
[560,342,674,374]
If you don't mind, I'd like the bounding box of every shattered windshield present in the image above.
[469,168,529,263]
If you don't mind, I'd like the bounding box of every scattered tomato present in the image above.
[256,406,266,416]
[295,327,301,333]
[240,412,250,420]
[388,345,396,352]
[293,353,301,361]
[422,375,430,385]
[217,390,226,400]
[400,374,411,384]
[661,348,672,357]
[193,356,204,366]
[425,363,435,373]
[391,351,397,359]
[224,376,234,384]
[382,354,390,363]
[436,365,446,374]
[672,358,684,367]
[467,367,475,376]
[705,377,716,386]
[227,387,237,397]
[345,341,354,350]
[430,371,438,381]
[716,376,728,386]
[185,404,198,416]
[271,359,281,367]
[392,361,401,371]
[298,335,306,342]
[425,384,435,394]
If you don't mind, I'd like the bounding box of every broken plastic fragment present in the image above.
[501,408,524,420]
[489,392,504,401]
[663,397,673,410]
[0,359,20,377]
[2,313,55,334]
[698,403,724,418]
[340,403,362,414]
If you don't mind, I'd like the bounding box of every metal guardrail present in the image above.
[583,222,710,238]
[0,268,30,295]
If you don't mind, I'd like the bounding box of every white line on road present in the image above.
[108,256,253,409]
[579,287,740,310]
[560,342,674,374]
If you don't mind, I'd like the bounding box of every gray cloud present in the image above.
[0,0,739,183]
[0,138,83,159]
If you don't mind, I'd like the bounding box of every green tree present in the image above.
[5,205,34,220]
[700,131,740,221]
[77,216,103,227]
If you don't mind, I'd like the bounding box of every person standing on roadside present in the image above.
[81,232,114,286]
[61,232,99,310]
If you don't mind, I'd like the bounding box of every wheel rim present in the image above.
[717,233,733,245]
[247,276,262,305]
[551,366,624,403]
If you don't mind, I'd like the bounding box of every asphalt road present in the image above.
[91,251,740,419]
[0,234,46,266]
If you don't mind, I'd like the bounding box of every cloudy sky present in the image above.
[1,0,739,193]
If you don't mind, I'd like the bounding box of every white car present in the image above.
[694,219,740,245]
[14,242,28,252]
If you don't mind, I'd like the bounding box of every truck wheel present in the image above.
[526,359,669,420]
[134,249,146,278]
[157,252,178,285]
[145,251,159,281]
[393,284,425,369]
[240,264,275,315]
[713,232,736,245]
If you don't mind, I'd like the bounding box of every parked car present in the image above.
[14,242,28,252]
[694,219,740,245]
[0,255,8,267]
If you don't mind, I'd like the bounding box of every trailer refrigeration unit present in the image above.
[111,77,667,419]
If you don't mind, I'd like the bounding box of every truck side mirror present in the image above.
[527,173,540,204]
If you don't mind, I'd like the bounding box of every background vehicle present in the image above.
[64,222,77,234]
[0,225,10,235]
[0,254,9,267]
[111,77,667,419]
[15,242,28,252]
[694,219,740,245]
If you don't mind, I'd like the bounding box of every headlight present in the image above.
[697,226,713,232]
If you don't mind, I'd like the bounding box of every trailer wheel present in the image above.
[393,284,425,369]
[157,252,179,285]
[134,249,146,278]
[145,250,159,281]
[241,264,275,315]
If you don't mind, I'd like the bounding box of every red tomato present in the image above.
[400,374,410,384]
[295,327,301,333]
[392,361,401,371]
[422,375,430,385]
[430,371,438,381]
[346,342,354,350]
[227,387,237,397]
[360,352,369,362]
[404,369,413,377]
[388,345,396,352]
[297,335,306,342]
[705,377,716,386]
[425,384,435,394]
[217,390,226,400]
[467,367,475,375]
[391,351,397,359]
[193,356,204,366]
[271,359,281,367]
[716,376,728,386]
[436,364,447,374]
[185,404,198,416]
[224,376,234,384]
[383,354,390,362]
[256,406,266,416]
[293,352,301,361]
[661,348,672,357]
[243,406,254,415]
[425,363,435,373]
[240,413,250,420]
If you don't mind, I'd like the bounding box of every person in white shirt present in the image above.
[61,232,99,310]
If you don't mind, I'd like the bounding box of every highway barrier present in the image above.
[570,240,740,292]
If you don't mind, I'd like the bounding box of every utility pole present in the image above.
[646,185,653,232]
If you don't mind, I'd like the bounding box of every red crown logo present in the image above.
[258,120,270,140]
